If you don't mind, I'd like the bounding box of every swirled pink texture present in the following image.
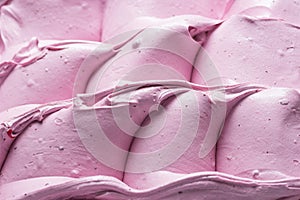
[1,0,300,199]
[0,84,173,184]
[1,82,209,185]
[123,84,263,189]
[0,105,128,185]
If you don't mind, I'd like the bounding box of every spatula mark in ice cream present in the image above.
[72,26,263,174]
[73,28,205,173]
[74,82,200,173]
[74,73,264,175]
[72,28,145,95]
[109,65,190,137]
[0,99,72,170]
[0,36,117,89]
[0,37,67,87]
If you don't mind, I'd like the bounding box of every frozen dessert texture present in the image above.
[0,0,104,52]
[0,0,300,199]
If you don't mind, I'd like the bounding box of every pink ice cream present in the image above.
[102,0,231,40]
[1,84,178,184]
[270,0,300,27]
[217,88,300,180]
[86,15,221,93]
[123,83,263,189]
[0,0,104,53]
[192,15,300,89]
[0,39,121,112]
[1,0,300,200]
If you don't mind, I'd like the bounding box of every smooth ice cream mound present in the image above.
[1,0,300,199]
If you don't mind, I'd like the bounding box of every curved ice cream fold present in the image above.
[0,0,105,52]
[0,16,218,113]
[223,0,275,19]
[192,15,300,89]
[0,104,128,184]
[0,82,193,184]
[0,38,67,86]
[102,0,233,40]
[102,0,293,42]
[1,0,300,199]
[116,82,263,189]
[198,83,265,159]
[86,20,220,94]
[103,15,221,43]
[217,88,300,180]
[0,14,224,111]
[0,100,72,170]
[0,38,122,112]
[2,172,300,200]
[0,80,264,186]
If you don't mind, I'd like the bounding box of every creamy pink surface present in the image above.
[123,84,263,189]
[192,15,300,88]
[86,15,221,93]
[1,173,300,200]
[102,0,231,40]
[1,0,300,199]
[217,88,300,179]
[123,91,216,189]
[0,39,119,112]
[270,0,300,27]
[0,104,126,184]
[0,0,104,53]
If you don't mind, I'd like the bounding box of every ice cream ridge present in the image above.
[0,0,300,199]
